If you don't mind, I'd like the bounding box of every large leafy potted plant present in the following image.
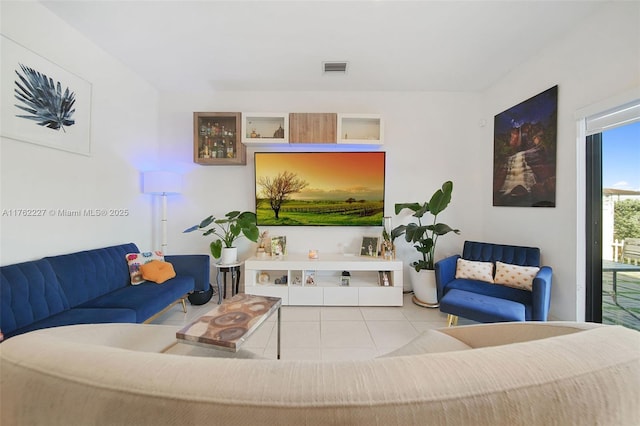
[393,181,460,307]
[184,211,259,264]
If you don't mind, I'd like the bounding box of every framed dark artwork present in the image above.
[493,85,558,207]
[254,152,385,226]
[360,236,379,257]
[1,35,92,156]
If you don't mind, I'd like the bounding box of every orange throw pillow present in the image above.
[140,260,176,284]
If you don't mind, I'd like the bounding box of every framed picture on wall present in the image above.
[493,85,558,207]
[254,152,386,226]
[1,35,92,156]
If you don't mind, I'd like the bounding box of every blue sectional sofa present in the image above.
[1,243,210,339]
[435,241,552,323]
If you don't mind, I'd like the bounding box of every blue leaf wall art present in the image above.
[14,63,76,132]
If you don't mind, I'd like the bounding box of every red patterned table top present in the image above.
[176,293,281,351]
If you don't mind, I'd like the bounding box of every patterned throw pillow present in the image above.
[126,251,164,285]
[455,258,494,283]
[494,261,540,291]
[140,260,176,284]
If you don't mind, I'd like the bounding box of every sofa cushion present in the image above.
[441,289,526,322]
[462,240,540,267]
[126,251,165,285]
[494,261,540,291]
[165,254,210,293]
[140,260,176,284]
[455,258,494,283]
[1,259,70,337]
[46,243,138,307]
[79,276,194,322]
[446,278,532,306]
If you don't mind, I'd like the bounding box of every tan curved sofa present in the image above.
[1,321,638,425]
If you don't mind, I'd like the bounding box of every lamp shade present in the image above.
[143,171,182,194]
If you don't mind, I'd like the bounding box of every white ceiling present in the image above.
[41,0,609,93]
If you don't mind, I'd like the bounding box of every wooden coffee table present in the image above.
[176,293,282,359]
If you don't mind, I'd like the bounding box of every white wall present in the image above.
[0,1,160,265]
[157,1,639,320]
[480,1,640,320]
[158,91,484,289]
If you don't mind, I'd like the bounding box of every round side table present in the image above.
[213,261,243,303]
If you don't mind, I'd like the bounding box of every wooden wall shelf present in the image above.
[194,112,245,165]
[289,113,337,144]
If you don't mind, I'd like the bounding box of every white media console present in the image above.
[244,254,403,306]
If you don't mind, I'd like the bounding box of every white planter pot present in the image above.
[410,268,439,308]
[220,247,238,265]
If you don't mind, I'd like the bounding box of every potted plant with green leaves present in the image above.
[393,181,460,307]
[184,211,259,264]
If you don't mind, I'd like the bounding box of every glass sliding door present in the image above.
[586,117,640,330]
[600,122,640,330]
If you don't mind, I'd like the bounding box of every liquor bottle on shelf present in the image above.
[216,139,224,158]
[206,122,212,136]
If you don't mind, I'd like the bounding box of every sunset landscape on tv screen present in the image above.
[254,152,385,226]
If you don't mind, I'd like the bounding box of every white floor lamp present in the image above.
[143,171,182,254]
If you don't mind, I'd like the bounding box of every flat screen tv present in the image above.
[254,151,385,226]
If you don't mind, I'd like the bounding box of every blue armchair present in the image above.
[435,241,552,323]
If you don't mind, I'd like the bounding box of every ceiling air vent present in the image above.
[323,61,348,74]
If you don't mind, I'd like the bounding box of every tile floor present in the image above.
[152,293,475,360]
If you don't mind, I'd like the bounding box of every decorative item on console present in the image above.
[258,272,270,284]
[381,216,397,260]
[379,271,392,287]
[274,275,288,285]
[292,273,302,286]
[270,236,287,257]
[256,231,269,258]
[183,211,259,264]
[340,271,351,286]
[393,181,460,308]
[304,270,316,286]
[360,236,379,257]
